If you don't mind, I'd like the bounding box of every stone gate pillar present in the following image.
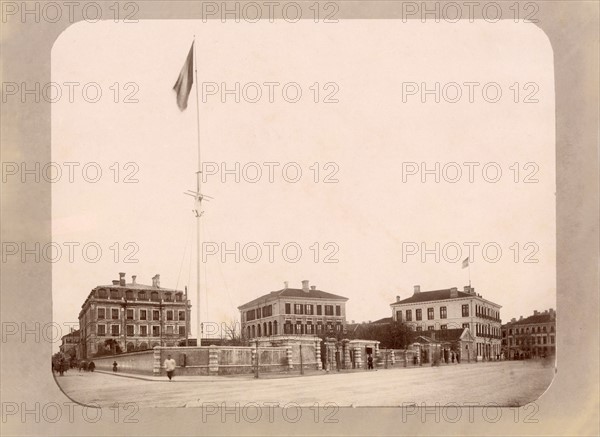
[152,346,162,376]
[354,347,362,369]
[208,346,219,375]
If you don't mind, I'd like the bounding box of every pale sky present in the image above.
[51,19,555,347]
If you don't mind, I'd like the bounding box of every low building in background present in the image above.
[238,280,348,339]
[501,308,556,359]
[59,329,80,359]
[78,273,191,359]
[390,285,502,361]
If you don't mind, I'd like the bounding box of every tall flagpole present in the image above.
[193,35,202,347]
[468,258,471,288]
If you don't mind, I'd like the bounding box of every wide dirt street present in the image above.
[55,360,555,408]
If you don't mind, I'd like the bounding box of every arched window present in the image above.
[268,321,272,335]
[151,291,159,301]
[257,325,261,337]
[138,291,146,300]
[165,292,172,302]
[247,326,251,338]
[273,321,278,335]
[263,322,267,336]
[251,325,256,338]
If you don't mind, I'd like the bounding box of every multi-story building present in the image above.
[238,280,348,339]
[78,273,191,359]
[59,329,80,359]
[501,308,556,359]
[390,285,502,360]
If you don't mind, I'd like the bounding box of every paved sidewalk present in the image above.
[55,360,555,408]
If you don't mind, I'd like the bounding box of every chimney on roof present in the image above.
[152,274,160,288]
[131,275,137,285]
[112,280,119,285]
[284,281,288,289]
[519,315,523,321]
[119,272,126,286]
[450,287,458,298]
[464,285,470,293]
[413,285,420,294]
[302,280,309,292]
[511,318,516,323]
[310,285,316,290]
[396,295,401,303]
[534,310,539,315]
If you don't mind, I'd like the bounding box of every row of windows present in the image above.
[507,325,554,335]
[97,289,184,302]
[507,335,555,346]
[246,305,273,322]
[246,321,342,338]
[475,304,500,320]
[96,308,186,321]
[284,303,341,316]
[96,324,186,337]
[397,305,457,322]
[413,323,470,332]
[476,324,500,337]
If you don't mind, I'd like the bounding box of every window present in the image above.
[462,323,469,329]
[153,310,160,321]
[126,325,134,336]
[462,304,469,317]
[440,324,447,330]
[138,291,146,300]
[325,305,334,316]
[440,307,447,319]
[550,335,555,344]
[151,291,159,301]
[126,309,134,320]
[126,290,134,300]
[179,326,186,335]
[284,322,293,334]
[165,292,172,302]
[167,326,174,335]
[295,322,302,334]
[551,326,555,332]
[543,326,547,332]
[167,310,173,321]
[335,305,341,316]
[257,308,262,319]
[111,325,119,336]
[110,290,119,299]
[416,309,422,321]
[140,326,147,336]
[97,308,105,319]
[178,311,185,321]
[247,309,256,321]
[306,323,313,334]
[427,325,434,331]
[316,323,323,334]
[285,303,291,315]
[427,308,434,320]
[305,304,313,315]
[537,337,541,344]
[335,323,342,332]
[509,328,512,335]
[263,305,272,317]
[140,310,147,320]
[97,325,106,336]
[111,309,119,319]
[396,310,402,322]
[152,326,160,337]
[406,310,412,321]
[416,326,422,331]
[543,337,547,344]
[98,289,108,298]
[176,293,183,302]
[294,304,303,315]
[316,305,322,315]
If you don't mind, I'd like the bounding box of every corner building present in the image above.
[78,273,191,359]
[390,285,502,360]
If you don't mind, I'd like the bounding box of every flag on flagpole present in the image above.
[173,42,194,111]
[462,257,469,269]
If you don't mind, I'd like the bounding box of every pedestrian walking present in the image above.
[112,361,118,372]
[88,361,95,372]
[164,354,176,381]
[367,353,374,370]
[451,351,455,363]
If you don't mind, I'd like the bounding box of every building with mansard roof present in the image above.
[390,284,502,361]
[238,280,348,339]
[501,308,556,359]
[78,272,191,359]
